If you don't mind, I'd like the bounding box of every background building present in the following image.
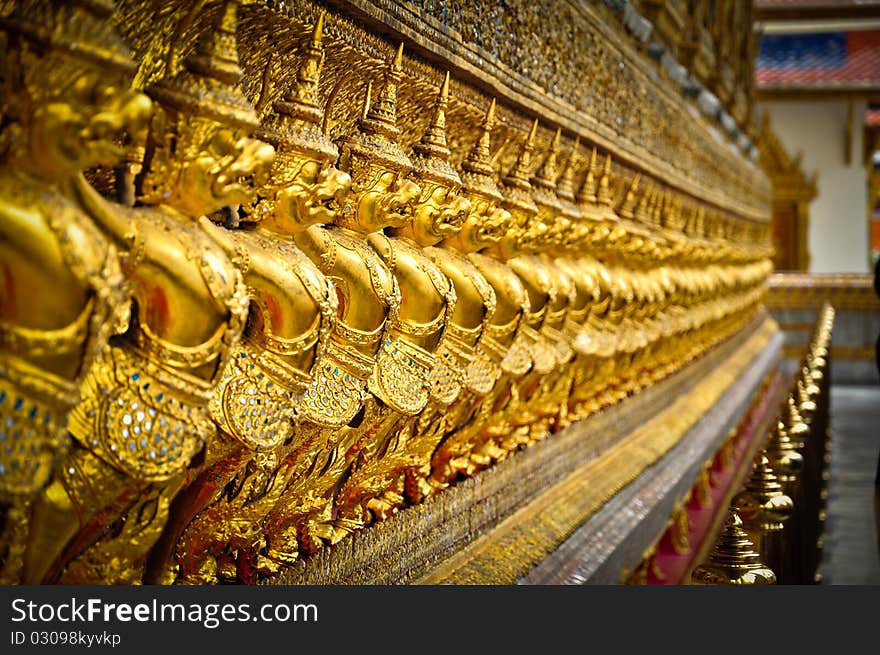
[755,0,880,272]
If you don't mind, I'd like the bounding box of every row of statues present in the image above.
[0,0,773,584]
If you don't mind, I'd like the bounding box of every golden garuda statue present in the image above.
[0,0,774,584]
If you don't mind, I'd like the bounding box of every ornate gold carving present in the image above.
[0,0,777,585]
[419,316,777,584]
[51,0,277,585]
[0,0,151,583]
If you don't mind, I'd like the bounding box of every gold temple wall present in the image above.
[113,0,771,230]
[267,313,780,584]
[0,0,780,585]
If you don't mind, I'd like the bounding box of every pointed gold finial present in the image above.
[147,0,259,129]
[619,173,640,220]
[693,205,707,236]
[733,452,794,537]
[766,419,804,484]
[284,13,326,124]
[504,119,538,189]
[313,10,324,44]
[596,154,614,208]
[500,119,539,216]
[463,99,496,173]
[531,127,562,192]
[411,71,461,187]
[530,126,564,216]
[556,136,580,202]
[690,509,776,585]
[338,44,413,174]
[359,42,405,139]
[461,99,503,201]
[576,147,599,206]
[555,141,584,223]
[257,13,337,161]
[413,71,451,158]
[667,192,683,230]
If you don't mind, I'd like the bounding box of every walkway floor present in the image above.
[818,384,880,585]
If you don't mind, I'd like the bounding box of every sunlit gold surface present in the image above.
[690,509,776,585]
[0,0,775,584]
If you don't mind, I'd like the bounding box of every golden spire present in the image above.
[530,127,563,215]
[694,205,707,236]
[258,14,337,162]
[555,136,580,203]
[576,147,599,206]
[500,119,539,217]
[463,99,495,174]
[619,173,640,220]
[667,192,683,230]
[411,71,461,187]
[280,13,325,125]
[690,509,776,585]
[555,136,584,222]
[359,42,404,139]
[414,71,450,159]
[188,1,241,85]
[339,44,412,173]
[503,119,538,191]
[147,0,259,129]
[596,154,615,208]
[531,127,562,192]
[461,98,503,201]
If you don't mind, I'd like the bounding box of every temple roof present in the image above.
[756,0,880,6]
[755,1,880,19]
[756,30,880,91]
